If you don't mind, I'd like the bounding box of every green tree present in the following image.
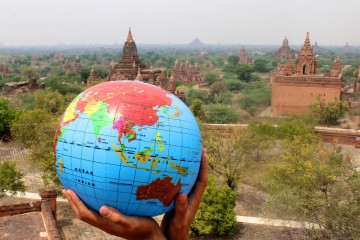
[224,79,245,91]
[276,115,316,140]
[310,95,349,125]
[209,81,227,98]
[20,66,40,80]
[246,123,276,160]
[214,92,233,105]
[253,59,270,73]
[235,64,253,82]
[205,104,239,124]
[237,81,271,116]
[266,135,360,239]
[0,99,19,139]
[11,109,59,186]
[205,73,219,86]
[0,161,26,198]
[80,67,91,81]
[203,128,254,189]
[227,55,239,66]
[190,99,205,120]
[33,90,68,115]
[186,89,208,105]
[190,177,237,236]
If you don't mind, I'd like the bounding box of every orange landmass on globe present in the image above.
[136,176,181,207]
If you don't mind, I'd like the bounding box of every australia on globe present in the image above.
[54,80,202,216]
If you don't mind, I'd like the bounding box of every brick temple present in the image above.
[63,56,82,74]
[108,28,176,94]
[238,47,254,65]
[271,32,342,116]
[0,64,12,77]
[170,59,203,83]
[274,36,295,59]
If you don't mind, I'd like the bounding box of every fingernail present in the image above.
[177,194,186,204]
[100,206,111,217]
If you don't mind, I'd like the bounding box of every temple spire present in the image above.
[304,32,311,47]
[127,27,133,42]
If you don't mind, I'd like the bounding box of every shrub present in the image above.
[191,177,237,236]
[0,99,19,138]
[0,161,26,198]
[224,79,245,91]
[186,89,208,105]
[310,95,349,125]
[205,104,240,123]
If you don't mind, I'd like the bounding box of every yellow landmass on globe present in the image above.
[59,159,64,174]
[155,132,165,152]
[63,97,80,124]
[83,99,102,115]
[134,149,151,163]
[169,106,181,118]
[169,162,188,176]
[112,144,162,173]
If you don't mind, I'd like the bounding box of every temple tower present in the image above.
[275,36,294,58]
[271,32,342,116]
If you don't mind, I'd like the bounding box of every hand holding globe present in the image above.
[62,148,208,240]
[56,80,207,239]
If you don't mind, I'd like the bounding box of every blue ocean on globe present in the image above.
[54,80,202,216]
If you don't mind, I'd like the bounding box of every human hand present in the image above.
[62,189,166,240]
[160,148,209,240]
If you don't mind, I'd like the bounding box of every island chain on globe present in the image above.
[54,80,202,216]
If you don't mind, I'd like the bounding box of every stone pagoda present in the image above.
[108,28,171,90]
[0,64,12,77]
[73,55,82,73]
[86,67,98,85]
[274,36,295,59]
[171,59,203,83]
[271,32,342,116]
[238,47,254,65]
[63,58,72,74]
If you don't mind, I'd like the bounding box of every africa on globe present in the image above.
[54,80,202,217]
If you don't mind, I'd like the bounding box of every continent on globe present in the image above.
[136,176,181,207]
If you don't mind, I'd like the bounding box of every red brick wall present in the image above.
[272,82,341,116]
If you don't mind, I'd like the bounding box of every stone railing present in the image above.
[0,187,61,239]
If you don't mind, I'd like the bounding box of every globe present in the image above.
[54,80,202,217]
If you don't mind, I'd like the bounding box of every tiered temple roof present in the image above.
[274,36,295,59]
[238,47,254,65]
[63,56,82,74]
[73,56,82,73]
[86,67,98,85]
[0,64,12,77]
[171,59,203,83]
[109,28,147,81]
[108,28,177,94]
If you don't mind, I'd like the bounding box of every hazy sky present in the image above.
[1,0,359,46]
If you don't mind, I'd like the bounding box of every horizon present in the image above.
[1,0,360,46]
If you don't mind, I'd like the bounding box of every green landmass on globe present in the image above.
[54,80,202,216]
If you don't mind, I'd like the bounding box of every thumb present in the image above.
[99,206,128,225]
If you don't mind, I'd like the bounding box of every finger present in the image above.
[188,148,208,211]
[99,205,129,227]
[172,193,188,225]
[66,189,102,224]
[62,189,80,217]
